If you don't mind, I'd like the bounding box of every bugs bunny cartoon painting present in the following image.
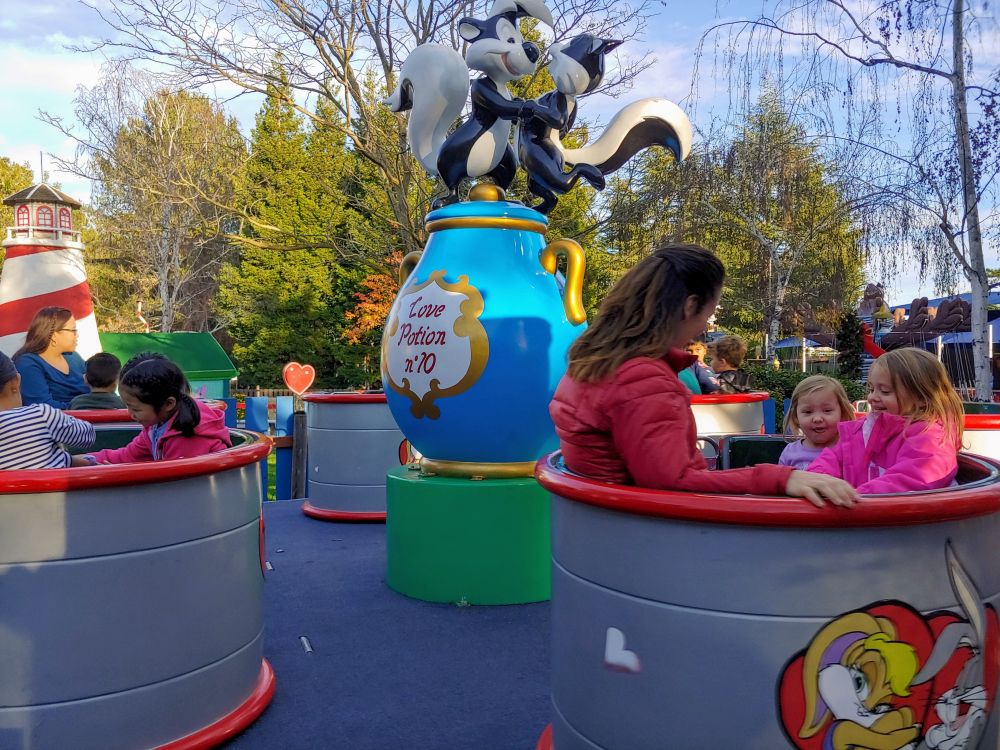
[911,544,991,750]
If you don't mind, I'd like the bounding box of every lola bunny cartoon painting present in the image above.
[778,543,999,750]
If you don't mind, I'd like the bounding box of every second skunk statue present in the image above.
[519,34,692,214]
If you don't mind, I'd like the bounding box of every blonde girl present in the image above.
[809,348,963,493]
[779,375,855,470]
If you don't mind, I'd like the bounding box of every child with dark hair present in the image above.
[69,353,126,410]
[0,351,96,469]
[83,356,230,463]
[120,351,169,380]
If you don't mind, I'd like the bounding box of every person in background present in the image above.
[549,243,858,508]
[83,357,229,464]
[69,353,126,410]
[684,339,720,394]
[711,335,752,394]
[809,348,962,493]
[677,362,702,394]
[12,306,89,408]
[0,351,95,470]
[778,375,855,470]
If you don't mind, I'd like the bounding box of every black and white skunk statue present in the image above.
[518,34,693,214]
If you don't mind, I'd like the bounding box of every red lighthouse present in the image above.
[0,183,101,358]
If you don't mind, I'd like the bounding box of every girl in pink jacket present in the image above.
[85,356,230,463]
[808,347,963,494]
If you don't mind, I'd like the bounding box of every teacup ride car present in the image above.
[690,391,770,465]
[0,425,274,750]
[534,433,1000,750]
[66,399,229,428]
[301,391,406,521]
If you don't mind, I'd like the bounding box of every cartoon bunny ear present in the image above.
[911,621,976,685]
[912,544,988,686]
[946,542,986,642]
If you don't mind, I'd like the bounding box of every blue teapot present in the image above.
[381,185,586,468]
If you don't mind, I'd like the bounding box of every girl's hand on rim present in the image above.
[786,470,860,508]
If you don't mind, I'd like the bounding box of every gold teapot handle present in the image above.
[540,239,587,325]
[399,251,422,287]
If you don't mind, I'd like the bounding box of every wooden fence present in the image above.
[232,387,295,399]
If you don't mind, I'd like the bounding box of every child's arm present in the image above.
[855,422,958,494]
[88,429,154,464]
[158,434,230,461]
[694,363,721,393]
[45,407,96,449]
[806,441,846,478]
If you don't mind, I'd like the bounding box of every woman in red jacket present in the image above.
[549,243,858,508]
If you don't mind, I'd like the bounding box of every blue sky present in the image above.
[0,0,994,306]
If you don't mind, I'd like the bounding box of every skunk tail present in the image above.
[558,98,692,174]
[383,44,470,176]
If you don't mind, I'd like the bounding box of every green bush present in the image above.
[745,365,866,429]
[835,310,864,380]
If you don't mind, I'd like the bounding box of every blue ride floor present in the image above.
[228,499,552,750]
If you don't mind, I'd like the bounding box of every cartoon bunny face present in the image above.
[925,685,987,749]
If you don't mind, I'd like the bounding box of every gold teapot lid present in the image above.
[424,183,546,234]
[468,183,506,202]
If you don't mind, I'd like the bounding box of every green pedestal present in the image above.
[385,466,551,604]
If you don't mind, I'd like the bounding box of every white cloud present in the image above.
[582,41,696,128]
[0,42,103,97]
[0,2,113,48]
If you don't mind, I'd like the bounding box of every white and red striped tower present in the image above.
[0,184,101,359]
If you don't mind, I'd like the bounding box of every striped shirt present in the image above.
[0,404,96,470]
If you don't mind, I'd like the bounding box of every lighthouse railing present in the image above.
[5,226,82,243]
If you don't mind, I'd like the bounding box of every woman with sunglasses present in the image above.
[12,306,89,408]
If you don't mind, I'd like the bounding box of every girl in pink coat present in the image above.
[808,347,963,494]
[85,355,230,463]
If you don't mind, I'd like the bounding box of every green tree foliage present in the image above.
[218,72,370,387]
[0,157,33,229]
[0,157,33,275]
[597,95,866,349]
[835,310,864,381]
[705,0,999,398]
[82,85,244,332]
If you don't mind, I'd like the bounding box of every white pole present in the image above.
[937,336,943,361]
[990,325,995,402]
[801,337,807,373]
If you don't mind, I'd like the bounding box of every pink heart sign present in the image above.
[282,362,316,395]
